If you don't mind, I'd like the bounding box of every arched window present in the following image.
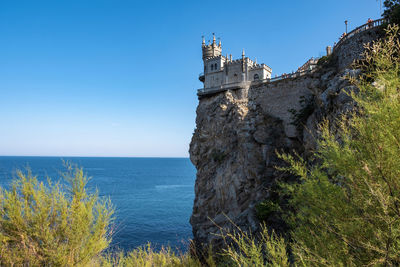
[254,74,260,80]
[214,63,217,70]
[211,64,214,71]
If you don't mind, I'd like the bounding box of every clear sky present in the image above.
[0,0,382,157]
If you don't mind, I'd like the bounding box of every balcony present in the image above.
[198,72,205,82]
[197,81,251,97]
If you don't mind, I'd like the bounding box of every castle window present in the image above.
[214,63,217,70]
[211,64,214,71]
[254,74,260,80]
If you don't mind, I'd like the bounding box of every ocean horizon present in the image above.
[0,156,196,252]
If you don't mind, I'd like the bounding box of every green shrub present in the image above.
[317,55,330,66]
[0,164,114,266]
[99,244,203,267]
[220,224,289,267]
[278,25,400,266]
[288,95,315,129]
[384,0,400,25]
[255,201,281,222]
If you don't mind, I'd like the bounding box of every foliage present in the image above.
[220,224,289,267]
[278,25,400,266]
[384,0,400,25]
[288,95,315,129]
[317,55,333,67]
[0,164,114,266]
[255,200,281,222]
[98,244,208,267]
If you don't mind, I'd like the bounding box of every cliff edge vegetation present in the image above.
[277,24,400,266]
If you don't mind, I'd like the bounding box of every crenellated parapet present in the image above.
[199,36,272,95]
[202,33,222,60]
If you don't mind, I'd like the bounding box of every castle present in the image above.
[198,34,272,95]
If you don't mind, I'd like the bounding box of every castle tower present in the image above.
[202,33,222,60]
[198,35,272,94]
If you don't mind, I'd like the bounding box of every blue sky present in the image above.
[0,0,381,157]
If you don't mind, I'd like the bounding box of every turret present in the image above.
[202,33,222,60]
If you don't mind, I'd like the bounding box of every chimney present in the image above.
[326,46,332,56]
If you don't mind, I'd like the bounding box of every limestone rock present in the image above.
[189,25,384,252]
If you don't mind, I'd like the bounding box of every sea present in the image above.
[0,156,196,252]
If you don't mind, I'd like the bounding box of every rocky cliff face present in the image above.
[189,27,383,250]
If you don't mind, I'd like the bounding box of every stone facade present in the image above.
[200,34,272,90]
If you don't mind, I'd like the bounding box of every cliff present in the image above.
[189,25,385,250]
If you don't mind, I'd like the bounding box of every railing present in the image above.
[197,87,225,95]
[198,69,317,95]
[262,68,317,83]
[197,68,318,96]
[197,81,250,95]
[334,18,387,49]
[197,19,387,97]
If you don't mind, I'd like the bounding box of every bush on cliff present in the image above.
[277,25,400,266]
[0,164,114,266]
[220,224,289,267]
[98,244,207,267]
[384,0,400,25]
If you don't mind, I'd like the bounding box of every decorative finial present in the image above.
[255,57,257,64]
[212,33,216,44]
[218,38,221,47]
[230,54,232,61]
[202,35,205,45]
[242,49,245,57]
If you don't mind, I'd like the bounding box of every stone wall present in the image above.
[249,75,317,138]
[333,26,384,70]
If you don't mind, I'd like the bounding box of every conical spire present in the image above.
[212,33,216,44]
[242,49,245,58]
[202,36,205,46]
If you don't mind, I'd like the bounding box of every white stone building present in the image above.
[198,34,272,94]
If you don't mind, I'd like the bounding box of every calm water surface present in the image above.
[0,156,196,251]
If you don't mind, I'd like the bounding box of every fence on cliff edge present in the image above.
[198,18,388,96]
[334,18,387,50]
